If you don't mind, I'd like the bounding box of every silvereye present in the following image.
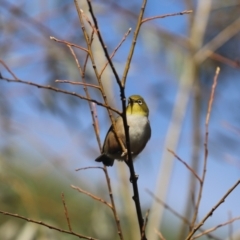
[95,95,151,166]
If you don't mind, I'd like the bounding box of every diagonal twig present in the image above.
[192,216,240,239]
[99,28,132,77]
[141,210,150,240]
[154,229,166,240]
[121,0,147,86]
[0,59,18,80]
[61,193,72,232]
[146,189,221,240]
[168,149,201,183]
[55,80,101,90]
[187,179,240,239]
[71,185,113,209]
[190,67,220,230]
[0,76,121,115]
[0,210,97,240]
[50,36,89,53]
[141,10,192,24]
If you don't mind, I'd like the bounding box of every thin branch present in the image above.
[0,76,121,115]
[146,189,221,240]
[208,51,240,69]
[74,166,124,240]
[68,14,124,239]
[190,67,220,229]
[192,217,240,239]
[0,59,18,80]
[79,8,97,33]
[121,0,147,86]
[141,10,193,24]
[77,1,148,239]
[55,80,101,90]
[85,0,122,87]
[154,229,166,240]
[75,1,126,156]
[141,210,150,240]
[99,28,132,77]
[67,34,103,151]
[91,102,102,150]
[71,185,113,209]
[0,210,97,240]
[186,179,240,239]
[50,36,89,53]
[75,166,105,171]
[61,193,72,232]
[168,149,201,183]
[146,189,190,225]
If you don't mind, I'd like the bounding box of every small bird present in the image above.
[95,95,151,166]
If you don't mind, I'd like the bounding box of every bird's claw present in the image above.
[129,174,139,183]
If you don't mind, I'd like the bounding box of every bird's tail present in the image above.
[95,154,114,166]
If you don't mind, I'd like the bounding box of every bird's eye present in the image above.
[137,99,143,105]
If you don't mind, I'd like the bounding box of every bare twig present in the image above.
[61,193,72,232]
[146,190,221,240]
[208,51,240,69]
[74,166,124,240]
[186,179,240,239]
[76,166,105,171]
[154,229,166,240]
[0,59,18,80]
[121,0,147,86]
[0,76,121,115]
[146,189,189,225]
[192,217,240,239]
[67,35,103,151]
[168,149,201,183]
[68,14,124,239]
[50,36,89,53]
[55,80,101,90]
[79,8,97,33]
[91,102,101,150]
[99,28,132,77]
[141,10,193,24]
[75,0,127,157]
[71,185,113,209]
[141,210,150,240]
[85,1,122,87]
[190,67,220,229]
[0,210,97,240]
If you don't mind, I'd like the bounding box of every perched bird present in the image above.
[95,95,151,166]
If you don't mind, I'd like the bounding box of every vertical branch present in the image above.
[190,67,220,230]
[74,0,151,238]
[61,193,72,232]
[67,39,124,239]
[74,0,126,155]
[121,0,147,87]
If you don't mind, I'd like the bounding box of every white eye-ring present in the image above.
[137,99,143,105]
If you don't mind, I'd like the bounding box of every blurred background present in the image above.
[1,0,240,239]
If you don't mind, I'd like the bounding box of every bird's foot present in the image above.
[129,174,139,183]
[121,149,128,157]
